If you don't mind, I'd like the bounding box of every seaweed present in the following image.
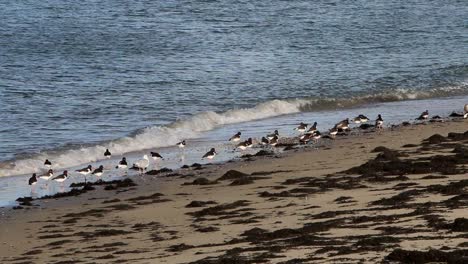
[385,248,468,264]
[186,201,217,208]
[217,170,249,181]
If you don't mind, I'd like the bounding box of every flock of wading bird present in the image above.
[28,105,468,191]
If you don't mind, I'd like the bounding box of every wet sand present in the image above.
[1,119,467,263]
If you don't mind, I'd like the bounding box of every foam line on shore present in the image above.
[0,84,467,178]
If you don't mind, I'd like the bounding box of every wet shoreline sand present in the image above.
[1,118,467,263]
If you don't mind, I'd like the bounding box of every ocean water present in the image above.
[1,0,468,181]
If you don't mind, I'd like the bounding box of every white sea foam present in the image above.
[0,99,301,177]
[0,84,467,177]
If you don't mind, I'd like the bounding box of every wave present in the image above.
[296,84,468,111]
[0,99,301,177]
[0,84,467,177]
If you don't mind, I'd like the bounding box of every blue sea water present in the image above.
[0,0,467,178]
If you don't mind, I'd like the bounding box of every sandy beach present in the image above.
[2,1,467,263]
[1,119,467,263]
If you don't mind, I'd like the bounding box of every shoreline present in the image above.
[0,112,461,208]
[1,117,468,263]
[2,94,468,180]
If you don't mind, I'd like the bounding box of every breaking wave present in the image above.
[0,84,467,177]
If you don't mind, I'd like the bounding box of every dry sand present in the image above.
[1,119,467,263]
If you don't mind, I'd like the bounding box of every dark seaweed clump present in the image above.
[186,201,217,208]
[371,190,422,206]
[188,200,251,218]
[146,167,173,175]
[70,179,135,188]
[447,131,468,141]
[184,177,217,185]
[16,197,34,206]
[39,186,96,200]
[450,218,468,232]
[254,150,274,156]
[74,229,132,239]
[242,149,276,159]
[259,191,298,198]
[217,170,249,181]
[191,163,202,168]
[385,248,468,264]
[423,134,447,145]
[216,170,269,186]
[345,145,467,177]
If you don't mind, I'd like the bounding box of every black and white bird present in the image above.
[176,140,186,149]
[269,135,278,147]
[92,165,104,177]
[237,138,253,150]
[229,132,242,142]
[299,131,317,144]
[76,165,92,183]
[416,110,429,120]
[76,165,92,175]
[104,149,111,159]
[260,137,269,145]
[299,133,308,141]
[376,114,384,129]
[39,169,54,180]
[329,127,339,136]
[246,138,253,148]
[237,141,248,151]
[267,130,279,140]
[312,131,322,141]
[134,155,150,173]
[294,122,308,133]
[353,114,369,124]
[202,148,217,160]
[28,173,37,186]
[116,157,128,169]
[299,133,312,144]
[52,170,68,183]
[44,159,52,168]
[302,131,322,143]
[306,122,318,134]
[150,152,164,161]
[334,118,350,131]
